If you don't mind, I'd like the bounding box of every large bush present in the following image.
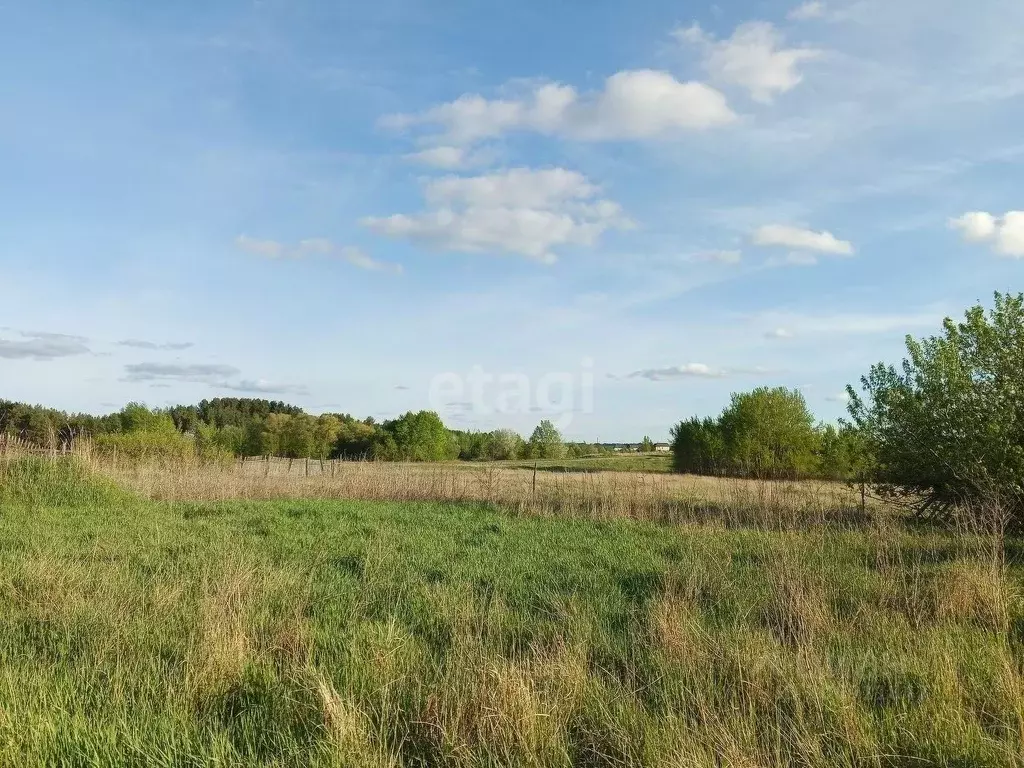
[848,292,1024,524]
[672,388,821,479]
[371,411,459,462]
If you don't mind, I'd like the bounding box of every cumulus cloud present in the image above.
[123,363,240,384]
[788,1,826,20]
[0,330,90,361]
[949,211,1024,257]
[753,224,854,256]
[678,21,822,103]
[235,236,402,273]
[363,167,630,263]
[382,70,735,145]
[117,339,193,351]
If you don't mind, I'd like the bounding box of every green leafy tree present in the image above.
[312,415,342,460]
[262,413,292,457]
[528,420,566,459]
[670,417,727,475]
[848,292,1024,524]
[282,413,315,458]
[719,387,819,478]
[333,419,378,459]
[640,436,655,453]
[119,403,177,435]
[372,411,458,462]
[487,429,525,460]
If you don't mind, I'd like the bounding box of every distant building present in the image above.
[654,443,671,453]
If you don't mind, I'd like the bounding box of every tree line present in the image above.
[5,292,1023,525]
[0,395,587,464]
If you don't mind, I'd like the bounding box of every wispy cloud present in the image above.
[123,363,240,384]
[404,145,493,170]
[117,339,194,351]
[688,249,742,264]
[623,363,772,381]
[217,379,310,396]
[676,21,823,103]
[235,236,403,273]
[788,2,826,21]
[753,224,854,261]
[0,330,90,361]
[750,309,943,336]
[123,362,308,396]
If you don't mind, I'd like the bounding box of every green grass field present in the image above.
[2,457,1024,766]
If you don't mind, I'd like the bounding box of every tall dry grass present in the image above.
[73,446,870,528]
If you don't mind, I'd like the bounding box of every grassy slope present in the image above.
[1,459,1024,766]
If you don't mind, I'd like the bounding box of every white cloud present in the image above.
[753,224,854,255]
[404,145,490,170]
[362,167,630,263]
[235,236,402,273]
[765,327,794,339]
[383,70,735,145]
[678,21,822,103]
[950,211,1024,257]
[949,211,997,241]
[826,391,852,404]
[788,2,826,21]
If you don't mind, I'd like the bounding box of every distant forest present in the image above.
[0,397,611,463]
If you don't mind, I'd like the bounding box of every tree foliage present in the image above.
[528,420,567,459]
[847,292,1024,523]
[672,387,860,480]
[371,411,459,462]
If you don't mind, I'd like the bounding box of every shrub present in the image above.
[848,292,1024,525]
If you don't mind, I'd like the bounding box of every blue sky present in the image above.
[2,0,1022,440]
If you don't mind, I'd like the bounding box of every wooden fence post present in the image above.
[532,462,538,497]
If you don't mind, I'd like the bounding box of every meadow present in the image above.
[2,454,1023,767]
